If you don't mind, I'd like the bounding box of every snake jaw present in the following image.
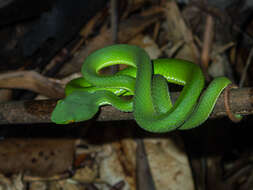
[51,91,100,124]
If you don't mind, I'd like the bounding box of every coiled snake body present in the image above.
[51,44,238,133]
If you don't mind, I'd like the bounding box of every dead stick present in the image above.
[0,71,64,98]
[110,0,118,43]
[0,87,252,125]
[201,14,214,81]
[110,0,119,74]
[239,47,253,87]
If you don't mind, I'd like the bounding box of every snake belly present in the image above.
[51,44,233,133]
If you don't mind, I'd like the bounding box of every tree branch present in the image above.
[0,87,252,125]
[0,71,65,99]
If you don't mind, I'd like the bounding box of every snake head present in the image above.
[51,91,99,124]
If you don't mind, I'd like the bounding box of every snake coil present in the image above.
[51,44,241,133]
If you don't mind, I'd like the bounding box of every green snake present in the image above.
[51,44,241,133]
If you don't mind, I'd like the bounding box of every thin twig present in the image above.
[212,42,235,56]
[239,47,253,87]
[201,14,214,81]
[153,22,160,42]
[111,0,118,43]
[163,40,185,58]
[136,139,156,190]
[110,0,119,74]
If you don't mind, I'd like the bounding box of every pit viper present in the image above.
[51,44,241,133]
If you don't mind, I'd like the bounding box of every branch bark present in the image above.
[0,87,252,125]
[0,71,65,99]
